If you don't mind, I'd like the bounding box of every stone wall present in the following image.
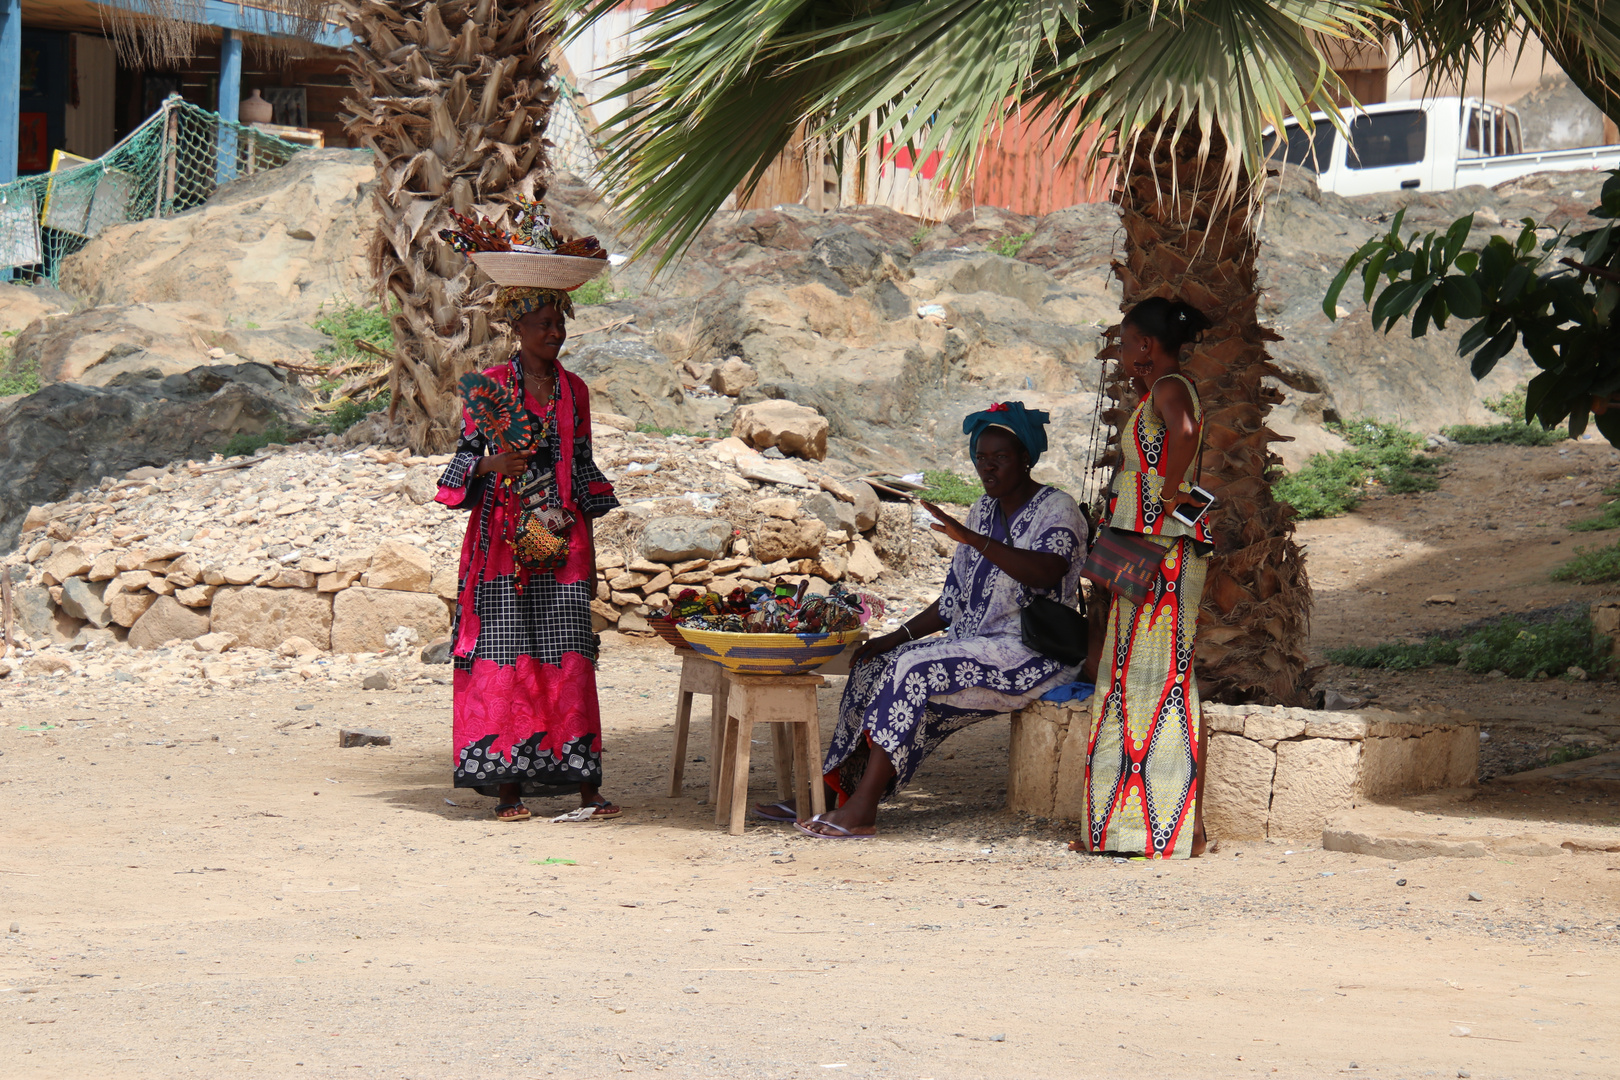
[1007,700,1479,840]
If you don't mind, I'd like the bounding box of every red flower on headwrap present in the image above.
[988,402,1009,412]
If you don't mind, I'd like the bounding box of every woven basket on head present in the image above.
[468,251,609,290]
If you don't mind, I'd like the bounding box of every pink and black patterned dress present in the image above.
[435,357,618,797]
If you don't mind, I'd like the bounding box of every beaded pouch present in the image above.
[513,504,574,572]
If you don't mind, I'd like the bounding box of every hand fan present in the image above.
[458,372,537,454]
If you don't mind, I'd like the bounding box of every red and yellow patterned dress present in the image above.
[1085,373,1209,858]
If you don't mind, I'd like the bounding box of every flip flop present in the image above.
[793,814,875,840]
[494,803,531,822]
[587,798,621,819]
[752,801,797,822]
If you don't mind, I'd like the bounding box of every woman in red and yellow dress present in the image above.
[1080,297,1214,859]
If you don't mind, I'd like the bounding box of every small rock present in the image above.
[192,632,238,654]
[295,703,315,711]
[7,922,17,934]
[706,357,759,397]
[278,636,320,658]
[639,517,733,562]
[1319,688,1364,711]
[338,728,392,748]
[420,638,453,665]
[368,540,433,593]
[1425,594,1456,605]
[361,672,391,691]
[1567,665,1589,681]
[1458,1070,1471,1078]
[737,456,811,488]
[682,985,699,994]
[1467,891,1483,902]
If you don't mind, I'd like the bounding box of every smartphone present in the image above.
[1171,485,1216,528]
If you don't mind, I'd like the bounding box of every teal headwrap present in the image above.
[962,400,1050,464]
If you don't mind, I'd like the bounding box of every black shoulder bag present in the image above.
[991,503,1088,666]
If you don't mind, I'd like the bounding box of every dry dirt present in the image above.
[4,440,1620,1079]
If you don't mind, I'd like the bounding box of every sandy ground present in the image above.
[5,440,1620,1078]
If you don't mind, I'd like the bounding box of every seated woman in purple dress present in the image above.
[791,402,1088,839]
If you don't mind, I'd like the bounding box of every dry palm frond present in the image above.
[97,0,331,67]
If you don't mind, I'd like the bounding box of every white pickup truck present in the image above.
[1263,96,1620,196]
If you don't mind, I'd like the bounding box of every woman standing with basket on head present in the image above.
[434,202,622,823]
[1078,297,1215,860]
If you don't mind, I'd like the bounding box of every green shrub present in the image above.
[1327,614,1609,681]
[573,275,628,306]
[328,394,390,435]
[1458,383,1568,444]
[1324,638,1461,671]
[0,333,40,396]
[1552,541,1620,583]
[221,423,291,458]
[1274,418,1439,519]
[989,231,1033,258]
[633,422,711,437]
[910,225,931,246]
[1441,421,1566,446]
[312,300,394,363]
[919,470,984,506]
[1545,745,1602,767]
[1569,501,1620,532]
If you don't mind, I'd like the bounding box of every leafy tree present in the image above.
[1324,171,1619,440]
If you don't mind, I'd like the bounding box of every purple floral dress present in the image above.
[824,486,1087,799]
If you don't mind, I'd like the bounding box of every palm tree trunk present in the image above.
[337,0,559,452]
[1105,121,1312,706]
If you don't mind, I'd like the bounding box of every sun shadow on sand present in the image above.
[357,691,1038,840]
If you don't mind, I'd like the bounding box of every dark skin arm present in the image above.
[851,598,947,665]
[920,499,1068,590]
[1151,377,1203,515]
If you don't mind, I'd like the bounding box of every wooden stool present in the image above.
[667,649,731,802]
[714,672,827,836]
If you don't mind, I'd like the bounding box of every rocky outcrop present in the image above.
[58,149,377,324]
[0,363,315,550]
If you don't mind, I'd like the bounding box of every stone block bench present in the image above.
[1006,699,1479,840]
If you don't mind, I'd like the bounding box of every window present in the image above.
[1465,108,1481,153]
[1263,119,1338,174]
[1346,110,1427,169]
[1506,113,1522,155]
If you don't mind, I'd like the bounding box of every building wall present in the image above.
[63,33,116,159]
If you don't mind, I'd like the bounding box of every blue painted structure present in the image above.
[216,27,241,182]
[3,1,349,186]
[0,0,20,186]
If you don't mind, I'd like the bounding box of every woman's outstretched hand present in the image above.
[920,500,977,548]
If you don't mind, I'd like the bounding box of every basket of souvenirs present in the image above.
[653,582,884,676]
[440,198,610,290]
[648,617,689,650]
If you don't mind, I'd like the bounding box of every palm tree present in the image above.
[337,0,562,452]
[555,0,1619,704]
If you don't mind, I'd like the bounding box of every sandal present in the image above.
[587,797,621,819]
[752,801,797,822]
[793,814,874,840]
[494,803,531,822]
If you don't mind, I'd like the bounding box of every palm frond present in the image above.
[555,0,1385,266]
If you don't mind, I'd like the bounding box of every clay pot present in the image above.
[240,89,273,124]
